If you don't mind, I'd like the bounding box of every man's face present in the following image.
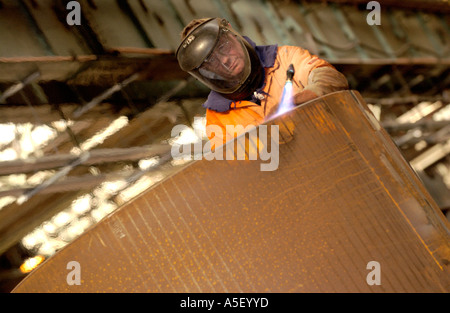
[202,33,246,80]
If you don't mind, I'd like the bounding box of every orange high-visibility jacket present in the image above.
[205,45,347,148]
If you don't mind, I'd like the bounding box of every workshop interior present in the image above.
[0,0,449,292]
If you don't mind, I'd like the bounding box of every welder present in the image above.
[176,17,349,147]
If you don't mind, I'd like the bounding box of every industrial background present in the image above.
[0,0,449,292]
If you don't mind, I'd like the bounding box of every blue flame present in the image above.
[276,81,294,116]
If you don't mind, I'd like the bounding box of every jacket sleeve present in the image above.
[283,46,348,104]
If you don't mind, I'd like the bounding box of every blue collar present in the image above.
[203,37,278,112]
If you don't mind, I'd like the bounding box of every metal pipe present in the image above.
[72,72,141,119]
[16,152,91,205]
[0,71,40,103]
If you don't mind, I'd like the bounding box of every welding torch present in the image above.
[286,64,295,82]
[277,64,296,116]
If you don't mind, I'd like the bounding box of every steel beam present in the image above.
[0,144,172,176]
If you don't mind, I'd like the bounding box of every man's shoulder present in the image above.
[275,45,318,65]
[277,45,309,55]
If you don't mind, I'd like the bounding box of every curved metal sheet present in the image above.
[13,90,450,292]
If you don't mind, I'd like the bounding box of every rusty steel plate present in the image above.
[13,90,450,293]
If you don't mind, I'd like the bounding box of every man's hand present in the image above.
[294,66,349,106]
[294,89,318,105]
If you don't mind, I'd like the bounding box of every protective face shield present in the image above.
[176,18,264,101]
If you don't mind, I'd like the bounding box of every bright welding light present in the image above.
[276,81,294,116]
[275,64,295,117]
[20,255,45,273]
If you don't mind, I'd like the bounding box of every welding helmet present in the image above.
[176,18,264,101]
